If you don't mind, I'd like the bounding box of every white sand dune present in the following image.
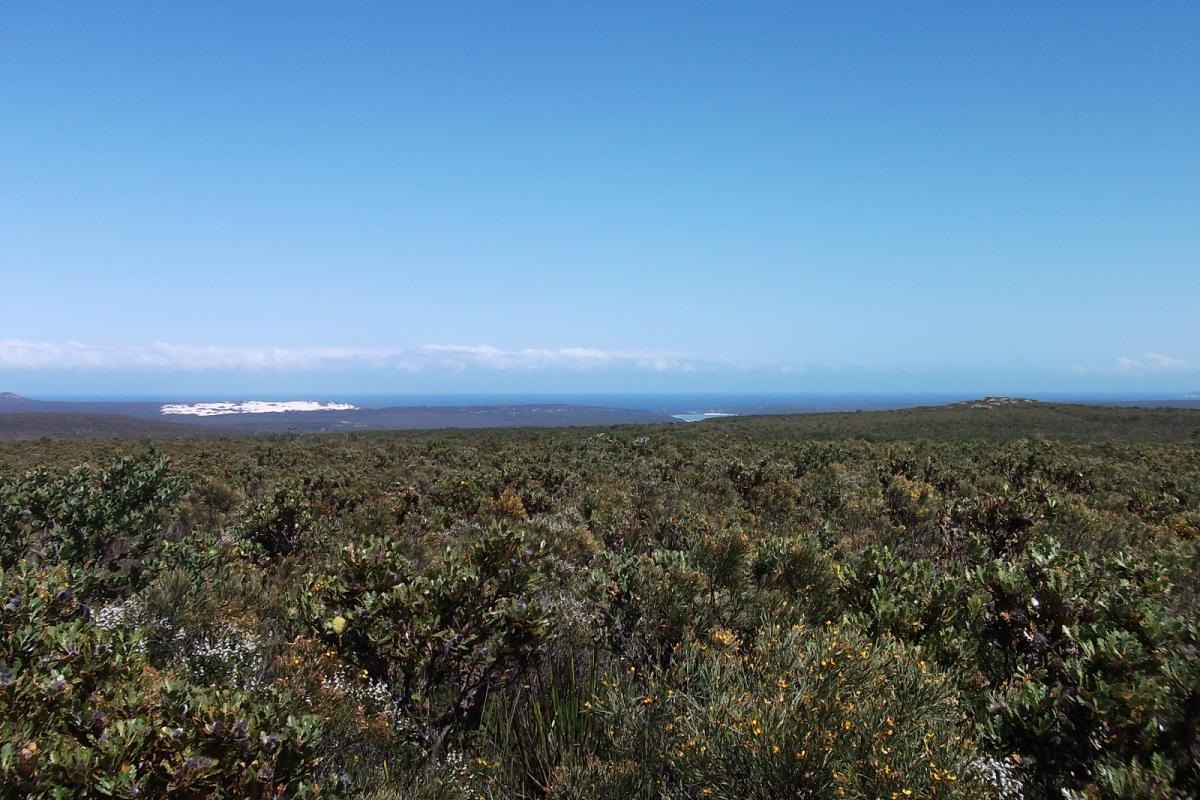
[161,401,357,416]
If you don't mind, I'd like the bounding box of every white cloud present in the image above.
[1072,352,1196,375]
[0,339,736,373]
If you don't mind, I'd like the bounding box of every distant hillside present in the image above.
[146,403,673,432]
[0,413,219,441]
[697,399,1200,443]
[0,393,166,418]
[0,397,677,438]
[4,393,1200,443]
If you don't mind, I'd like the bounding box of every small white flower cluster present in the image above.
[361,676,393,708]
[543,511,583,535]
[92,596,150,653]
[185,622,265,690]
[91,596,267,691]
[549,590,600,637]
[973,754,1024,800]
[93,596,146,632]
[321,670,410,725]
[435,749,484,797]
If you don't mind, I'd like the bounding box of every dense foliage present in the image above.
[1,410,1198,798]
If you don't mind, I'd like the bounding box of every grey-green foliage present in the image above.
[0,454,185,596]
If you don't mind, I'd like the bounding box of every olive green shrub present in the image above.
[297,523,550,766]
[0,567,332,799]
[559,622,986,800]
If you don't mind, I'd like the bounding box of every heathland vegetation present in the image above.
[1,402,1198,798]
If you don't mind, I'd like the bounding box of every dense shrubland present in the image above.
[1,418,1197,798]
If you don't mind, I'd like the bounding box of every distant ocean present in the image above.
[32,392,1194,417]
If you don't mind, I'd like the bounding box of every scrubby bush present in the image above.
[296,523,550,767]
[2,417,1198,798]
[0,567,333,799]
[0,455,185,595]
[559,622,987,799]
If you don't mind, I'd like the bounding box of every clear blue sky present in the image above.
[2,2,1197,395]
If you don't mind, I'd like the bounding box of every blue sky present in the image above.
[1,2,1197,396]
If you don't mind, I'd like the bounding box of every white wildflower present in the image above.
[93,596,146,631]
[972,754,1024,800]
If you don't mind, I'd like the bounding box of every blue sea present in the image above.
[32,392,1194,420]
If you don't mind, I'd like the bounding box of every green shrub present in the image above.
[0,567,333,799]
[297,523,550,765]
[979,545,1200,798]
[2,418,1198,798]
[569,622,987,799]
[0,455,185,596]
[236,478,319,562]
[751,530,841,625]
[597,549,710,665]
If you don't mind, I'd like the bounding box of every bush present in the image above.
[0,455,186,596]
[297,523,550,766]
[0,567,334,799]
[564,622,987,799]
[2,419,1198,798]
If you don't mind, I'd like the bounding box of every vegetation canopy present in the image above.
[1,404,1197,799]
